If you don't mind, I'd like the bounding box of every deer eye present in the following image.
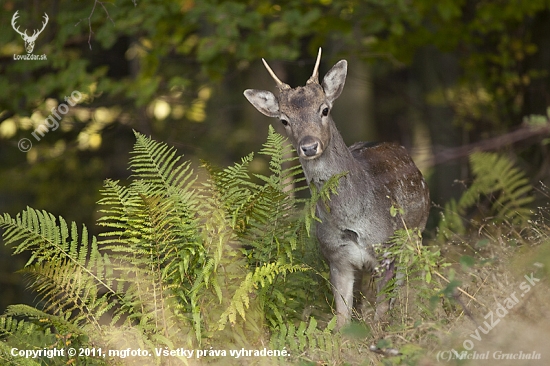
[322,107,329,116]
[281,119,289,126]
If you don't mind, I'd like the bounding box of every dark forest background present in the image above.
[1,0,549,313]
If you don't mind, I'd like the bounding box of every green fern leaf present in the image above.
[130,131,195,194]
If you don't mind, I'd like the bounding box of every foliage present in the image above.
[376,227,453,327]
[0,126,466,365]
[1,124,546,365]
[305,171,348,236]
[270,316,343,363]
[2,0,548,166]
[0,128,331,364]
[1,0,549,363]
[2,2,549,317]
[438,151,534,241]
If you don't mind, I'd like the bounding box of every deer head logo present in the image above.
[11,11,49,54]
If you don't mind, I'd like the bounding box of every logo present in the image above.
[11,10,48,60]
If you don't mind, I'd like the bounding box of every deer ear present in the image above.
[322,60,347,103]
[244,89,280,118]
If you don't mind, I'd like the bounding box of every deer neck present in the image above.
[300,123,358,189]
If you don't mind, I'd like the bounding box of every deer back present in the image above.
[349,141,430,230]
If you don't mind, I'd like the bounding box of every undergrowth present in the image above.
[0,127,547,365]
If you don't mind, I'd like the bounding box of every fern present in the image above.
[0,316,51,366]
[438,151,534,241]
[238,126,307,263]
[218,261,308,329]
[0,307,101,366]
[201,153,257,233]
[461,152,534,223]
[0,209,117,333]
[256,125,307,194]
[0,128,338,364]
[0,208,100,270]
[129,131,197,197]
[270,316,342,364]
[304,171,348,236]
[370,226,454,351]
[98,133,205,343]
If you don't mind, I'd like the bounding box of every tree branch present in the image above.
[430,122,550,167]
[74,0,116,50]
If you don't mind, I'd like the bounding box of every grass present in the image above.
[306,193,550,366]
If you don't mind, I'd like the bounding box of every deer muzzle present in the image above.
[299,136,322,159]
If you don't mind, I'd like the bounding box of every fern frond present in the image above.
[228,128,306,265]
[97,179,143,235]
[130,131,196,195]
[258,125,306,193]
[1,208,90,264]
[270,316,340,363]
[218,262,308,329]
[5,304,83,335]
[202,153,258,232]
[0,208,116,297]
[438,152,534,240]
[461,152,534,224]
[21,261,115,332]
[98,137,205,337]
[0,316,50,366]
[0,315,43,339]
[303,171,348,236]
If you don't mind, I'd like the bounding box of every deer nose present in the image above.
[300,137,319,157]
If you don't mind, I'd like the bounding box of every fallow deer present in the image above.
[244,48,430,327]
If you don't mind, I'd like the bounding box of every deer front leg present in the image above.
[330,263,354,328]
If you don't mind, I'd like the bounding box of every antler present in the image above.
[11,11,28,38]
[262,58,291,91]
[27,13,49,41]
[306,48,322,85]
[262,48,322,90]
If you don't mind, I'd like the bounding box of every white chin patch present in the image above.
[300,151,323,160]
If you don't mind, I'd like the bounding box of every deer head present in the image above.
[11,11,49,54]
[244,48,347,160]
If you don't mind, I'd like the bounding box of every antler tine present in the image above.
[306,47,322,85]
[262,58,290,91]
[41,13,49,29]
[30,13,49,39]
[11,10,19,25]
[11,11,27,37]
